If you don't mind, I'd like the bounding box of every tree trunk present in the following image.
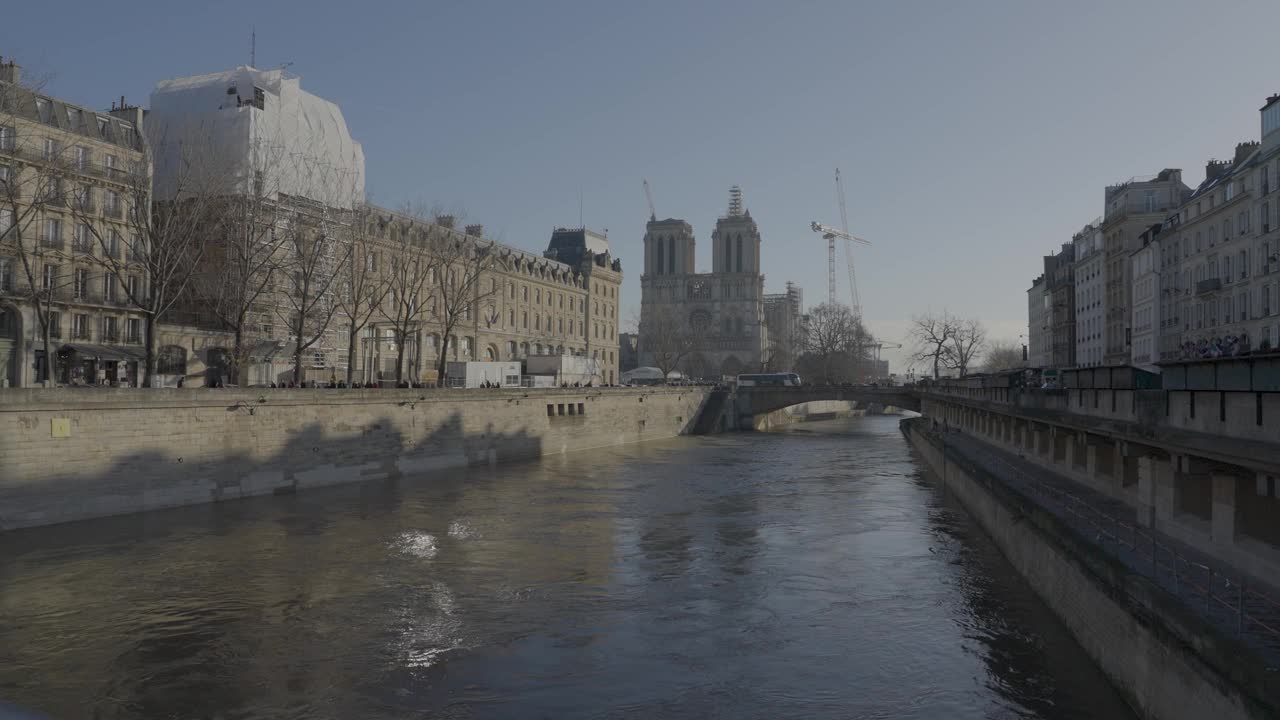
[231,324,244,386]
[293,321,305,386]
[346,324,358,385]
[41,321,52,388]
[394,338,406,384]
[143,312,157,388]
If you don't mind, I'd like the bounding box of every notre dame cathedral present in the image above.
[638,186,770,378]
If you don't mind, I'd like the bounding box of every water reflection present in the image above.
[0,416,1134,719]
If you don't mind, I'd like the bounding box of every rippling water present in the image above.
[0,415,1134,719]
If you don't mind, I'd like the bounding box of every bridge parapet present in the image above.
[736,386,921,422]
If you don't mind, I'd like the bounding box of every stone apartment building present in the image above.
[1129,223,1163,368]
[1101,169,1191,365]
[347,215,621,386]
[0,58,151,387]
[1073,219,1104,367]
[149,65,622,387]
[1027,274,1049,369]
[1159,96,1280,359]
[1045,242,1076,368]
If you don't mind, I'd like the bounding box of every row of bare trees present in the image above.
[637,301,877,383]
[2,73,497,388]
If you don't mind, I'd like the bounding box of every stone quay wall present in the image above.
[902,417,1277,720]
[0,387,712,531]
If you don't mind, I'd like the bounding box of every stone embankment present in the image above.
[902,417,1279,720]
[0,387,711,531]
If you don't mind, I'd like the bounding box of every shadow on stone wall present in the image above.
[0,410,543,532]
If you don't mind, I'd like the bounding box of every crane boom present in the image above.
[643,179,656,222]
[809,222,869,245]
[836,168,861,319]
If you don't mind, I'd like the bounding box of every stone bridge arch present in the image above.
[733,386,921,430]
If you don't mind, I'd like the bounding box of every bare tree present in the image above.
[68,120,230,386]
[797,302,873,383]
[982,339,1024,373]
[334,205,390,384]
[947,318,987,377]
[638,305,694,381]
[429,223,497,385]
[192,142,290,385]
[275,204,352,384]
[908,311,959,380]
[382,212,438,384]
[0,74,81,385]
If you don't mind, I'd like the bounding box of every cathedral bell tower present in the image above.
[711,185,761,275]
[643,218,696,277]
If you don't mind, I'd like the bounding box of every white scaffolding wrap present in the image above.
[148,66,365,208]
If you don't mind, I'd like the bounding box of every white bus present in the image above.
[736,373,802,387]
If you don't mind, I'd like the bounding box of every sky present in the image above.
[6,0,1280,373]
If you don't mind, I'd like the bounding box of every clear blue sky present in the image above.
[6,0,1280,372]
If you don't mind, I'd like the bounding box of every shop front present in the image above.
[58,344,145,387]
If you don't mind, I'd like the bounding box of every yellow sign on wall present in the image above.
[51,418,71,439]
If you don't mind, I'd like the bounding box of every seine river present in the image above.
[0,415,1134,719]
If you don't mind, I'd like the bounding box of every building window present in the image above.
[104,274,118,303]
[101,316,119,342]
[42,263,58,291]
[72,313,89,340]
[42,137,60,160]
[48,311,61,339]
[74,146,90,170]
[127,318,142,343]
[157,345,187,375]
[74,268,88,299]
[0,125,14,151]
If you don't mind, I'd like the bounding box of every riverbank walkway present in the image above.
[937,426,1280,668]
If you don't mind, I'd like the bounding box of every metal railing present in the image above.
[941,431,1280,655]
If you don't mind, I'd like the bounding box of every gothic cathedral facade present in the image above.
[638,187,768,378]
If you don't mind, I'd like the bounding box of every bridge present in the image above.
[713,386,921,432]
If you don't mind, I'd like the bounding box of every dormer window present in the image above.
[252,87,265,110]
[35,98,51,124]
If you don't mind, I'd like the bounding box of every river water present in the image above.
[0,415,1135,719]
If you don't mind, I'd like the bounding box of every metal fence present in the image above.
[939,430,1280,660]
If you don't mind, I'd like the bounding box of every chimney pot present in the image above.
[464,223,483,237]
[435,214,456,229]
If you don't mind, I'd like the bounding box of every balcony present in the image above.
[40,235,64,251]
[1195,278,1222,296]
[103,205,123,220]
[100,329,120,343]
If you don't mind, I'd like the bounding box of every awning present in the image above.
[58,343,145,362]
[248,339,287,362]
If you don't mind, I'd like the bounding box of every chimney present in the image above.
[1205,159,1231,183]
[434,214,455,229]
[1234,141,1260,166]
[464,223,483,238]
[0,56,20,86]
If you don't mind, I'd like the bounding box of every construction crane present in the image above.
[643,179,656,222]
[810,168,870,317]
[809,219,869,308]
[869,340,902,364]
